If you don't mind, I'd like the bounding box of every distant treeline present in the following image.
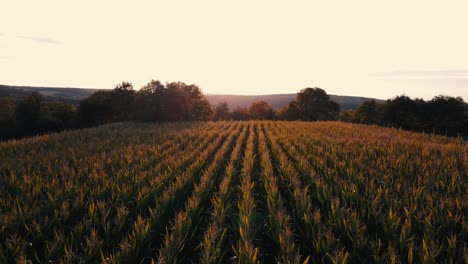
[0,80,466,140]
[338,95,467,137]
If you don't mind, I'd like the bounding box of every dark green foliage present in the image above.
[423,95,467,136]
[47,102,77,128]
[78,80,213,125]
[338,110,353,123]
[0,84,99,105]
[15,92,44,132]
[219,101,275,121]
[78,90,116,126]
[78,82,135,126]
[192,97,213,121]
[0,84,385,110]
[276,87,340,121]
[350,95,467,137]
[295,87,340,121]
[0,97,16,140]
[131,81,213,122]
[12,92,78,137]
[248,101,275,120]
[352,99,381,124]
[206,93,383,111]
[131,80,166,122]
[277,101,301,121]
[2,81,466,141]
[0,80,215,141]
[381,95,421,130]
[231,107,251,120]
[213,102,231,121]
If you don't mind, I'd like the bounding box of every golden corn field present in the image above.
[0,121,466,263]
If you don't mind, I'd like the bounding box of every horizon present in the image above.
[1,1,467,101]
[0,83,436,101]
[4,82,468,102]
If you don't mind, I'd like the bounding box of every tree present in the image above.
[115,82,134,92]
[353,100,381,124]
[232,107,251,120]
[249,101,275,120]
[109,82,135,121]
[78,90,114,126]
[338,110,354,123]
[423,95,466,136]
[213,102,231,121]
[277,101,300,120]
[465,104,468,137]
[375,94,467,136]
[162,82,212,121]
[131,80,166,121]
[296,87,340,121]
[380,95,420,130]
[130,80,213,122]
[15,92,45,134]
[0,97,16,140]
[78,82,135,126]
[182,83,213,121]
[47,102,77,128]
[13,92,78,136]
[192,97,213,121]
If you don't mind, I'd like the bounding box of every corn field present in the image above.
[0,121,466,263]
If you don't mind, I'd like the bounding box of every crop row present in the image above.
[0,121,466,263]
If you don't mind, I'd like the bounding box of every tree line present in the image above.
[0,81,213,140]
[339,95,467,137]
[0,81,466,141]
[213,87,340,121]
[0,93,76,140]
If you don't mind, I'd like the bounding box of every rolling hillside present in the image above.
[207,93,385,110]
[0,85,99,105]
[0,84,384,110]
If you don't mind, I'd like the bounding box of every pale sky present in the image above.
[1,1,467,100]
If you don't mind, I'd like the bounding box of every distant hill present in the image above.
[0,85,99,105]
[206,94,385,110]
[0,84,384,110]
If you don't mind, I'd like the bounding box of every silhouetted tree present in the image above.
[423,95,466,136]
[277,101,301,120]
[249,101,275,120]
[192,97,213,121]
[12,92,79,136]
[465,105,468,136]
[78,90,114,126]
[161,82,212,121]
[15,92,45,134]
[232,107,251,120]
[338,110,354,123]
[381,95,421,130]
[349,94,467,137]
[0,97,16,140]
[131,80,166,121]
[47,102,77,129]
[296,87,340,121]
[78,82,135,126]
[112,82,136,121]
[130,80,213,122]
[182,83,213,121]
[6,83,467,142]
[353,99,381,124]
[213,102,231,121]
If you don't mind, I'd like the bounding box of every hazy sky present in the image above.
[1,1,467,100]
